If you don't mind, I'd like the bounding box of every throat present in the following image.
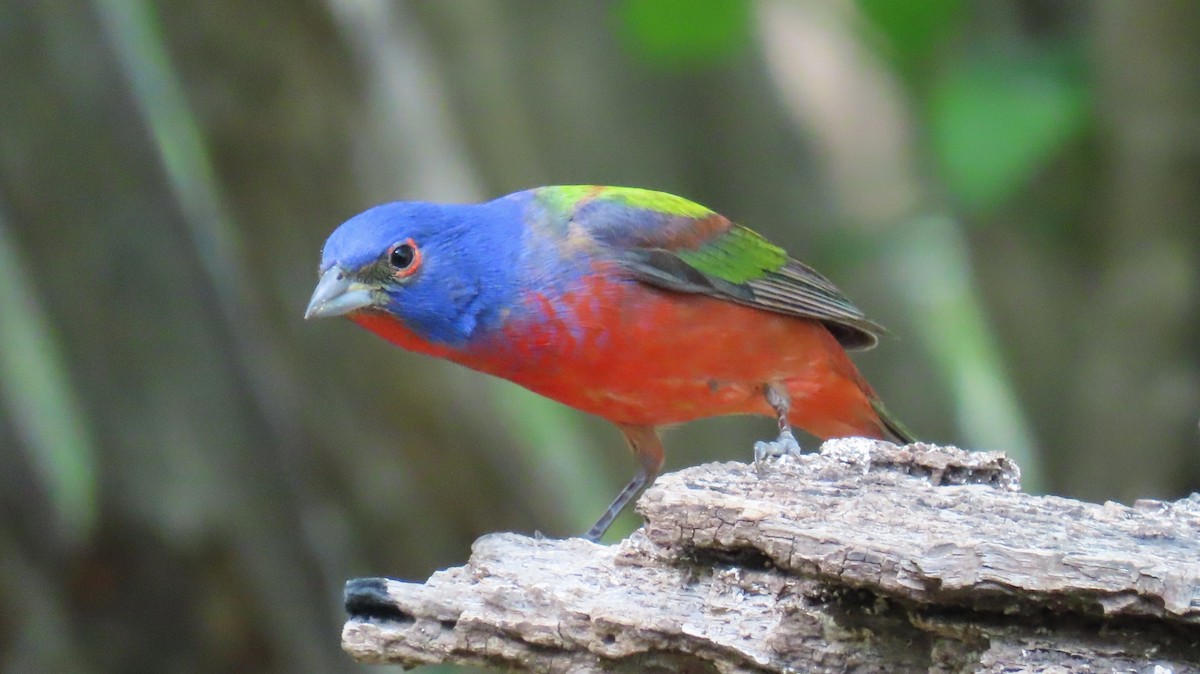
[349,310,514,376]
[350,312,462,361]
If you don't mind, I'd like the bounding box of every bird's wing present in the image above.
[553,186,885,350]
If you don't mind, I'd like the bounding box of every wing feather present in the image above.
[550,186,886,350]
[617,229,885,350]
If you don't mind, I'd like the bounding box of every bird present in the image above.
[306,185,913,541]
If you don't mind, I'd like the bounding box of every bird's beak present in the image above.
[305,267,377,319]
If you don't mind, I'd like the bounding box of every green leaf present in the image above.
[615,0,750,68]
[930,54,1089,211]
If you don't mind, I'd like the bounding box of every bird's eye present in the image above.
[386,239,422,279]
[389,244,414,268]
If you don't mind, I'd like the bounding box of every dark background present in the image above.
[1,1,1197,672]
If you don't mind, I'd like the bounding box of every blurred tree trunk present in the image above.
[1062,0,1200,500]
[1,1,356,671]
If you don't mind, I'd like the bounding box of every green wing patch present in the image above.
[675,226,787,284]
[539,185,888,350]
[620,225,886,350]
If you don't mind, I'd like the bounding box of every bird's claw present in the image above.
[753,429,803,474]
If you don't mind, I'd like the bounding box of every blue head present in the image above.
[305,196,526,346]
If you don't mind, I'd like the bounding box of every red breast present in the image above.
[352,276,886,440]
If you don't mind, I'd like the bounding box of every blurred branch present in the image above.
[341,440,1199,672]
[325,0,483,202]
[0,209,97,544]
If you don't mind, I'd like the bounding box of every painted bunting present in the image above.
[306,186,912,540]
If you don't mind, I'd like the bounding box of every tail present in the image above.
[870,397,915,444]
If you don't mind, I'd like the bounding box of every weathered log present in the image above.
[342,439,1200,672]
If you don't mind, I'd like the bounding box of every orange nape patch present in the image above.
[348,278,887,440]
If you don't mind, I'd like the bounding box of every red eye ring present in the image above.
[387,239,422,279]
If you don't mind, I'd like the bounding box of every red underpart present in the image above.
[350,277,887,440]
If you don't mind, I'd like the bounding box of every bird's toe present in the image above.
[753,430,803,474]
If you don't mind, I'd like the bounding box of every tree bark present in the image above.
[341,440,1200,672]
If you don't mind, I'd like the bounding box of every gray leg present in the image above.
[583,464,652,542]
[753,383,803,472]
[582,424,662,542]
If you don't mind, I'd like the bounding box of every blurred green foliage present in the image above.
[858,0,963,80]
[616,0,751,67]
[931,52,1089,210]
[1,1,1197,672]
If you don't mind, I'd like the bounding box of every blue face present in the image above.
[317,196,526,346]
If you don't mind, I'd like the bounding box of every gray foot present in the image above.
[753,429,803,474]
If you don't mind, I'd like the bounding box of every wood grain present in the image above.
[342,440,1200,672]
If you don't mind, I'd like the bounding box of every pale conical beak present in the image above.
[305,267,377,319]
